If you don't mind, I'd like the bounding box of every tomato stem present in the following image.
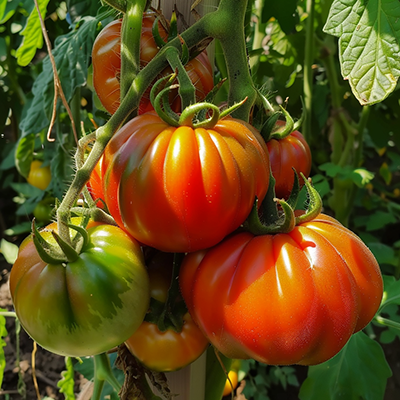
[120,0,147,100]
[93,353,122,396]
[165,46,196,109]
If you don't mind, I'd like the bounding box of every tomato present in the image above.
[27,160,51,191]
[33,198,54,222]
[266,120,312,199]
[91,14,214,115]
[125,250,209,372]
[87,156,105,208]
[125,312,208,372]
[222,370,239,397]
[179,213,383,365]
[101,112,270,253]
[10,221,150,357]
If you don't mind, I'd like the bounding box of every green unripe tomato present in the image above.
[10,222,150,357]
[33,198,54,223]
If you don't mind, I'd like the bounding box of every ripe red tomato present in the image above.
[125,250,209,371]
[125,312,208,372]
[10,221,150,357]
[27,160,51,191]
[266,120,311,199]
[180,213,383,365]
[91,14,214,115]
[101,112,270,253]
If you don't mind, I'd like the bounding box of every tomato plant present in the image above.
[91,14,214,115]
[101,111,270,253]
[266,120,312,199]
[180,213,383,366]
[26,160,51,191]
[9,221,150,357]
[125,250,209,371]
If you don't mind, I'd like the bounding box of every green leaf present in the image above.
[4,222,32,236]
[205,347,232,400]
[380,275,400,309]
[0,238,19,264]
[323,0,400,105]
[19,14,101,136]
[261,1,299,34]
[0,0,20,24]
[350,168,374,187]
[0,309,8,389]
[365,210,397,231]
[15,134,35,178]
[379,162,392,185]
[367,242,398,266]
[15,0,50,67]
[299,331,391,400]
[57,357,76,400]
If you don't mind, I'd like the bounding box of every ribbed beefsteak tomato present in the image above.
[267,120,312,198]
[10,221,150,357]
[101,112,270,253]
[179,213,383,365]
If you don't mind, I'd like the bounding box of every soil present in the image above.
[1,259,400,400]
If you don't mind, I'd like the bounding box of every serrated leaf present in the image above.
[323,0,400,105]
[299,331,391,400]
[57,357,76,400]
[15,0,50,66]
[19,15,101,137]
[0,310,8,389]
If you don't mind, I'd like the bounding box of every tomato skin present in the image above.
[92,15,213,115]
[10,223,150,357]
[102,112,270,253]
[27,160,51,191]
[266,120,312,199]
[180,213,383,365]
[87,156,105,208]
[125,312,208,372]
[125,250,209,371]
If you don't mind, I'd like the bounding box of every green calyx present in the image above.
[243,172,323,236]
[144,253,187,334]
[31,219,91,264]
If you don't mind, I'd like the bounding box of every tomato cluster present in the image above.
[10,8,383,392]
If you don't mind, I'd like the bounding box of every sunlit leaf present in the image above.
[57,357,76,400]
[324,0,400,105]
[0,238,19,264]
[15,0,50,67]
